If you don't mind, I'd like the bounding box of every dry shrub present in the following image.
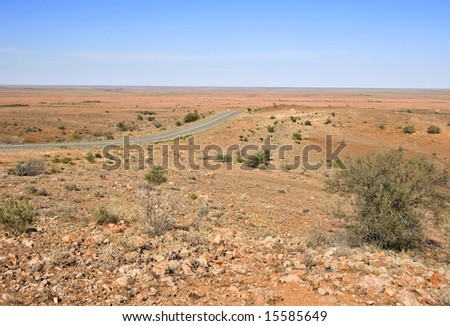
[137,185,175,236]
[14,159,46,176]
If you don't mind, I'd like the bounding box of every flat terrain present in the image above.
[0,87,449,306]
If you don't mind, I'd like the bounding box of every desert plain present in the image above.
[0,87,449,305]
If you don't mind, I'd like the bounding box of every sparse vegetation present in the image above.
[184,110,200,123]
[402,125,415,134]
[267,125,275,133]
[137,186,174,236]
[292,132,302,143]
[324,117,332,124]
[304,120,312,126]
[93,206,119,225]
[144,166,168,185]
[427,125,441,134]
[52,156,74,165]
[378,122,386,130]
[102,132,114,140]
[243,150,271,169]
[64,182,80,191]
[14,159,46,176]
[116,121,138,132]
[0,197,35,234]
[328,151,449,250]
[136,114,143,121]
[85,152,96,163]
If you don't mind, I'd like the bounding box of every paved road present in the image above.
[0,111,240,150]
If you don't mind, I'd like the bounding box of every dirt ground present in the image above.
[0,87,449,306]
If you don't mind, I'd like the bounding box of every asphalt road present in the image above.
[0,111,240,150]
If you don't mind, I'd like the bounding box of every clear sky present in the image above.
[1,0,449,88]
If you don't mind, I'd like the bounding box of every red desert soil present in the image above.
[0,87,449,305]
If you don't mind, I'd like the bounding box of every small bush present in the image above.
[427,125,441,134]
[153,121,162,128]
[0,197,35,234]
[15,159,46,176]
[184,110,200,123]
[144,166,168,185]
[102,132,114,140]
[64,182,79,191]
[327,151,449,250]
[189,193,198,200]
[116,122,138,132]
[292,132,302,143]
[378,122,386,130]
[267,125,275,133]
[270,116,276,120]
[402,125,415,134]
[176,121,182,126]
[210,153,232,163]
[243,150,271,169]
[304,120,312,126]
[52,156,74,165]
[85,152,96,163]
[136,114,143,121]
[138,187,174,236]
[324,118,332,125]
[289,116,298,122]
[93,206,119,225]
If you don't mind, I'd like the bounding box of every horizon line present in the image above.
[0,84,449,91]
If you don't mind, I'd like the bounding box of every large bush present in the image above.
[327,151,449,250]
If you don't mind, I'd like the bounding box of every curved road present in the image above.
[0,111,240,150]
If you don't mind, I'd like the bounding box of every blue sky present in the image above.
[1,1,449,88]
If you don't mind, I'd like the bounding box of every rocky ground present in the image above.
[1,88,449,306]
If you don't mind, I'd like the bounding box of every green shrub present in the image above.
[289,116,298,122]
[0,197,35,234]
[270,116,276,119]
[292,132,302,143]
[304,120,312,126]
[243,150,271,169]
[147,116,155,122]
[327,151,449,250]
[136,114,143,121]
[15,159,46,176]
[402,125,415,134]
[378,122,386,130]
[267,125,275,133]
[189,193,198,200]
[427,125,441,134]
[176,121,182,126]
[144,166,168,184]
[153,121,162,128]
[324,117,332,124]
[52,156,74,165]
[85,152,96,163]
[93,206,119,225]
[116,122,138,132]
[102,132,114,140]
[184,110,200,123]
